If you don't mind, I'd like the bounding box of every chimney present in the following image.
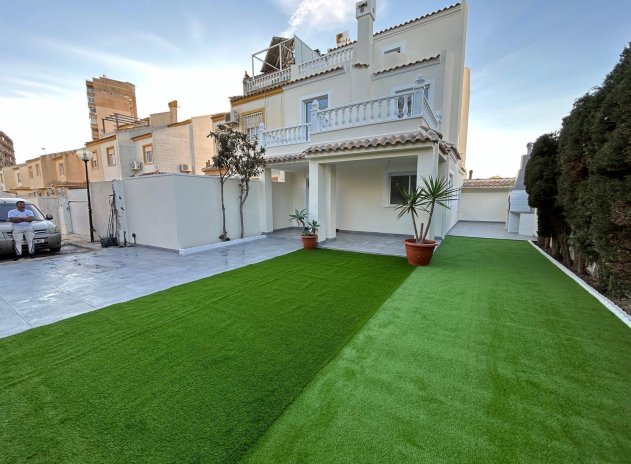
[353,0,376,66]
[336,31,350,47]
[526,142,533,155]
[168,100,178,124]
[468,170,473,180]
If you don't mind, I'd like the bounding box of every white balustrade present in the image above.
[298,46,353,77]
[261,124,310,148]
[244,68,291,94]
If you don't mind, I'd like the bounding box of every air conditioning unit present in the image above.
[179,164,191,172]
[224,110,239,125]
[130,161,142,170]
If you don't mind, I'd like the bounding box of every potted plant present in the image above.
[289,209,320,249]
[395,176,459,266]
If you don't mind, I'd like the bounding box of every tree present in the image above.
[208,124,238,241]
[233,136,266,239]
[524,133,572,266]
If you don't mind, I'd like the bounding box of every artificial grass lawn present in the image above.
[0,249,412,463]
[246,237,631,463]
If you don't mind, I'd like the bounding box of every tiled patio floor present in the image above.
[448,221,534,241]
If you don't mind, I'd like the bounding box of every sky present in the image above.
[1,0,629,178]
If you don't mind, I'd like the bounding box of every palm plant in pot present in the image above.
[395,176,459,266]
[289,209,320,249]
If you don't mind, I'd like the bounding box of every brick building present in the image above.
[0,131,16,167]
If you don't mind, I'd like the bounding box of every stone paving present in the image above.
[0,236,301,338]
[447,221,534,241]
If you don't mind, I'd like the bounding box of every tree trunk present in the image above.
[220,177,227,241]
[575,252,586,275]
[559,234,572,268]
[421,203,435,243]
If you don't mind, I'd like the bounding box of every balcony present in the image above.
[258,82,440,151]
[243,45,354,96]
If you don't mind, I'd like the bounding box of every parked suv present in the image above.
[0,198,62,255]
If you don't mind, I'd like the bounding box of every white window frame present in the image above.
[380,41,407,55]
[243,112,263,141]
[299,90,331,124]
[142,144,154,164]
[385,171,417,207]
[106,146,116,166]
[91,151,98,169]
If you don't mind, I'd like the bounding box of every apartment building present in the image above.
[86,76,138,141]
[217,0,469,241]
[0,131,16,167]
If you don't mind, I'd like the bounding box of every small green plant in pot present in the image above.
[289,209,320,249]
[395,176,459,265]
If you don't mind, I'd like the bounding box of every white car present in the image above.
[0,198,62,255]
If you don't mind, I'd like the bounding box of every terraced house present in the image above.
[218,0,469,241]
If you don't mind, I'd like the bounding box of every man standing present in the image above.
[8,200,35,260]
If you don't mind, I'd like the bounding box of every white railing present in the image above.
[298,46,353,77]
[244,68,291,94]
[260,123,310,148]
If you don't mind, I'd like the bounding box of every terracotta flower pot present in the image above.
[301,234,318,249]
[403,238,437,266]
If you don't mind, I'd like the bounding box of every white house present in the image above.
[220,0,470,242]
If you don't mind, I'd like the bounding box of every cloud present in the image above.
[279,0,355,37]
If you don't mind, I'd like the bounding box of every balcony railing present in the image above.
[258,76,440,149]
[297,46,353,77]
[259,123,310,148]
[244,68,291,94]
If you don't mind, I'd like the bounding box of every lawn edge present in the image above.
[528,240,631,329]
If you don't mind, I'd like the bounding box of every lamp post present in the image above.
[77,149,95,242]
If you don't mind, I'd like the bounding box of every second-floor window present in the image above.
[28,167,33,179]
[58,163,65,176]
[304,95,328,124]
[91,152,98,168]
[17,173,21,183]
[243,112,263,141]
[107,147,116,166]
[35,164,40,176]
[143,144,153,164]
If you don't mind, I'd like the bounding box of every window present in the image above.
[389,173,417,205]
[58,163,65,176]
[107,147,116,166]
[35,164,40,176]
[304,95,328,123]
[243,112,263,141]
[143,144,153,164]
[89,106,96,114]
[88,96,95,104]
[17,172,21,183]
[91,152,98,168]
[384,46,401,54]
[28,166,33,179]
[90,117,97,125]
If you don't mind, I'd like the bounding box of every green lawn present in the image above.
[3,239,631,463]
[0,250,413,463]
[246,237,631,463]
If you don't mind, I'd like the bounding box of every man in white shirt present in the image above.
[8,200,35,260]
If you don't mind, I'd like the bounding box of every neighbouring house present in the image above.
[85,100,213,180]
[459,176,515,223]
[214,0,469,242]
[1,150,87,197]
[507,142,537,236]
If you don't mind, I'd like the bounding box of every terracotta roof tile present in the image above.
[374,55,440,76]
[462,178,516,189]
[374,3,461,36]
[304,129,440,155]
[265,153,306,164]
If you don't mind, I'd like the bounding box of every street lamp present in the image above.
[77,148,95,242]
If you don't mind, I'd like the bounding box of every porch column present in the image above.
[416,145,440,240]
[308,161,336,242]
[259,167,274,233]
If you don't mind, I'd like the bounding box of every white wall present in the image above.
[459,190,510,222]
[272,171,307,229]
[120,174,263,251]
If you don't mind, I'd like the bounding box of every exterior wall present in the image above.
[336,158,418,235]
[191,116,213,174]
[459,189,510,222]
[0,131,16,167]
[152,124,194,175]
[272,171,307,229]
[120,174,263,251]
[87,77,137,140]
